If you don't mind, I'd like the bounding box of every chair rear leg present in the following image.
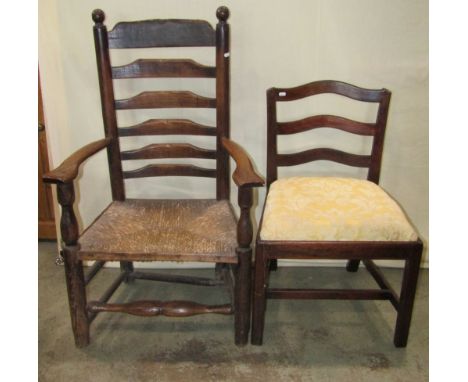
[120,261,134,282]
[234,248,252,346]
[251,247,268,345]
[346,259,360,272]
[63,246,90,347]
[394,247,422,347]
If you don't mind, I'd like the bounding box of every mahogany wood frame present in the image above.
[251,80,423,348]
[43,7,264,348]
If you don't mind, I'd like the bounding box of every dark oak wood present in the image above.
[222,137,265,187]
[45,6,262,348]
[112,59,216,79]
[277,148,371,168]
[215,6,230,200]
[43,138,111,184]
[277,115,375,136]
[123,164,216,179]
[84,261,106,285]
[121,143,216,160]
[118,119,216,137]
[252,80,422,348]
[108,19,216,48]
[115,91,216,110]
[88,301,233,317]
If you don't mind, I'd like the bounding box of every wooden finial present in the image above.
[92,9,105,24]
[216,6,230,22]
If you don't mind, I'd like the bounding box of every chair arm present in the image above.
[43,138,112,184]
[221,137,264,188]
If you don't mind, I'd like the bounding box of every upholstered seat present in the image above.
[79,199,238,263]
[260,177,417,242]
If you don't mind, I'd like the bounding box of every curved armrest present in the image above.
[43,138,111,184]
[222,137,264,188]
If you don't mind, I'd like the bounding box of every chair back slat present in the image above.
[93,8,230,198]
[115,91,216,110]
[121,143,216,160]
[118,119,216,137]
[112,59,216,79]
[273,80,389,103]
[108,19,216,48]
[277,115,375,136]
[267,80,391,187]
[123,164,217,179]
[277,149,371,168]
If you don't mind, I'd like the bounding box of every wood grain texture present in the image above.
[108,19,216,48]
[78,199,238,263]
[43,138,111,184]
[271,80,389,103]
[115,91,216,110]
[121,143,216,160]
[215,13,230,200]
[222,138,264,187]
[118,119,216,136]
[88,300,233,317]
[123,164,216,179]
[112,59,216,78]
[277,148,371,168]
[277,115,376,136]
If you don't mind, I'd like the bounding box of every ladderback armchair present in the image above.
[44,6,264,347]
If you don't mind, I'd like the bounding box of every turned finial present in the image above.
[216,6,230,22]
[92,9,105,24]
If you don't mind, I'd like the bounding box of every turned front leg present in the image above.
[234,187,254,345]
[57,183,89,347]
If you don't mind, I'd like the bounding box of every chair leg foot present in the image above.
[346,259,360,272]
[63,246,90,347]
[251,248,268,345]
[393,249,422,348]
[234,249,252,346]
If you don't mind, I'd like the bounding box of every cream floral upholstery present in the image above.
[260,177,417,241]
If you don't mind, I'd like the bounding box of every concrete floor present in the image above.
[39,241,428,381]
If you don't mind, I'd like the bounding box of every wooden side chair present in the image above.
[251,80,423,347]
[43,6,264,347]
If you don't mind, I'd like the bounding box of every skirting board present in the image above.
[87,259,429,269]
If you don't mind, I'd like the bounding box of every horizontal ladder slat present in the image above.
[108,19,216,49]
[277,115,376,136]
[112,59,216,79]
[277,148,371,167]
[119,119,216,136]
[272,80,388,103]
[267,288,393,300]
[87,300,233,317]
[121,143,216,160]
[129,271,224,286]
[115,91,216,110]
[123,164,216,179]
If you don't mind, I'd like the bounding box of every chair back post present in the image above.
[266,88,278,189]
[368,89,391,184]
[92,9,125,201]
[215,6,230,200]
